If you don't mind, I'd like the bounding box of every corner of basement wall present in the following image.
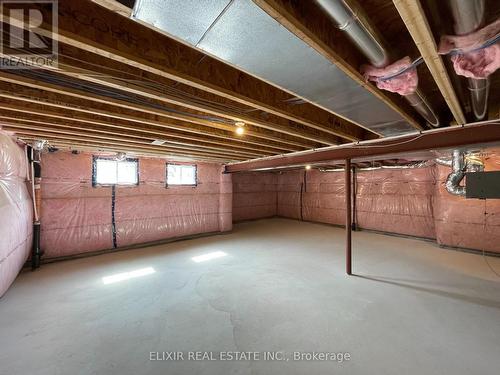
[270,162,500,254]
[232,171,278,222]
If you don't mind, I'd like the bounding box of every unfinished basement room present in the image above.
[0,0,499,374]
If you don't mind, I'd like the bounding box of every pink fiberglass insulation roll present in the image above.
[41,151,231,258]
[361,56,419,95]
[0,130,33,297]
[355,168,436,239]
[439,19,500,79]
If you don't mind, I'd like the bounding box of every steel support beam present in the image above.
[345,159,352,276]
[225,122,500,172]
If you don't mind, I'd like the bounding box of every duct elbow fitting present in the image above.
[445,150,466,196]
[445,171,466,196]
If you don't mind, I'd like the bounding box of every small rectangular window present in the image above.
[93,156,139,186]
[167,164,197,187]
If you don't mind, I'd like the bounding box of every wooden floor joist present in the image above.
[392,0,466,125]
[0,97,310,154]
[53,62,345,145]
[252,0,424,131]
[18,138,233,163]
[0,114,277,156]
[0,74,320,150]
[4,0,377,143]
[7,129,248,161]
[0,118,267,159]
[91,0,132,17]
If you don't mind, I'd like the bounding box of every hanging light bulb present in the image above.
[235,121,245,135]
[305,165,312,170]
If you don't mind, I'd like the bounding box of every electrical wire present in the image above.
[372,32,499,82]
[352,134,425,148]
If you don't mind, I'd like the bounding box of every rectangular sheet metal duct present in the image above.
[132,0,418,136]
[466,171,500,199]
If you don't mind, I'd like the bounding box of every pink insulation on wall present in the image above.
[302,170,346,225]
[41,151,231,258]
[232,172,277,222]
[41,152,113,257]
[355,167,436,239]
[0,131,33,297]
[433,154,500,253]
[277,170,303,220]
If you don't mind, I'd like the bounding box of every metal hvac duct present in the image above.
[316,0,440,127]
[442,150,485,196]
[445,150,467,196]
[448,0,489,120]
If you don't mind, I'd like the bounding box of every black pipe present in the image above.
[32,223,41,270]
[345,159,352,275]
[351,166,357,231]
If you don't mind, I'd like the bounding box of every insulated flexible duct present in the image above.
[445,150,467,196]
[317,0,440,127]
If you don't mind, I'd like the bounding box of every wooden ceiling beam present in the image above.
[0,102,280,159]
[0,113,275,156]
[0,97,298,152]
[252,0,424,131]
[5,0,375,142]
[54,43,365,143]
[0,117,266,159]
[52,51,346,145]
[0,73,316,150]
[91,0,131,17]
[392,0,466,125]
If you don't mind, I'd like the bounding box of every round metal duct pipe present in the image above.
[316,0,440,127]
[448,0,489,120]
[316,0,389,67]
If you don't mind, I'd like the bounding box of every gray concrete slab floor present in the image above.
[1,218,499,375]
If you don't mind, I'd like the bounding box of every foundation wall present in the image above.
[41,151,231,258]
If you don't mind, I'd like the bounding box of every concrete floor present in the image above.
[1,218,500,375]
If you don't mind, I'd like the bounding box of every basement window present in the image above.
[92,156,139,186]
[167,164,197,187]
